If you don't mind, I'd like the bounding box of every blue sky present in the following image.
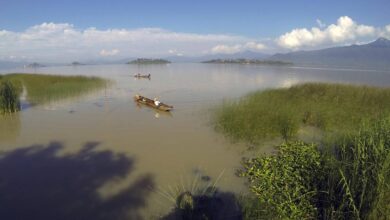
[0,0,389,61]
[2,0,389,37]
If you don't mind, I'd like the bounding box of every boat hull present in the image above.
[133,74,151,79]
[134,95,173,112]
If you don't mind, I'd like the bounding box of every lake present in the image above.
[1,63,390,218]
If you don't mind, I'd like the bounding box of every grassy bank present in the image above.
[215,83,390,143]
[212,83,390,219]
[1,73,107,105]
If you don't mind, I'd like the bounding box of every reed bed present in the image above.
[2,73,107,104]
[214,83,390,143]
[0,80,20,113]
[4,74,107,104]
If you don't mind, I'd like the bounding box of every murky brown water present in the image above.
[1,63,390,218]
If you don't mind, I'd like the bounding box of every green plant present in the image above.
[214,83,390,144]
[238,195,276,220]
[322,118,390,219]
[241,141,324,219]
[0,80,20,113]
[240,119,390,220]
[1,73,108,105]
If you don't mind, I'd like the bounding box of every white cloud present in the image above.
[211,44,242,54]
[245,42,266,50]
[0,18,389,62]
[168,49,183,56]
[211,41,266,54]
[99,49,120,56]
[0,22,248,62]
[380,25,390,38]
[278,16,378,49]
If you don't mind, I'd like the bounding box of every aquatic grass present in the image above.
[320,118,390,219]
[214,83,390,143]
[0,80,20,113]
[2,73,108,105]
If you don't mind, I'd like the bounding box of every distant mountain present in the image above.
[270,38,390,70]
[166,50,270,63]
[202,59,292,66]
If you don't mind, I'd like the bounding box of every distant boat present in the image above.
[134,94,173,112]
[133,73,151,79]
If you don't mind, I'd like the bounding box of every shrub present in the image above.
[241,119,390,219]
[241,141,324,219]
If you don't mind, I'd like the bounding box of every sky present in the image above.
[1,0,390,62]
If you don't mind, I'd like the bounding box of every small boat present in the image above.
[134,94,173,112]
[135,102,173,117]
[133,73,151,79]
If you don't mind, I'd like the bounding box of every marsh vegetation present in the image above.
[213,82,390,219]
[0,73,107,112]
[0,79,20,113]
[215,83,390,143]
[240,119,390,219]
[4,73,107,104]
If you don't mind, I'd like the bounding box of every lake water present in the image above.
[1,63,390,219]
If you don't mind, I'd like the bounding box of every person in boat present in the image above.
[154,98,161,107]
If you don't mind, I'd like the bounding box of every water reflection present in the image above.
[0,142,154,220]
[162,189,242,220]
[0,113,21,142]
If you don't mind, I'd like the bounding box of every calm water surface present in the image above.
[1,63,390,218]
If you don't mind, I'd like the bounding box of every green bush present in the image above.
[0,80,20,113]
[240,118,390,219]
[241,141,324,219]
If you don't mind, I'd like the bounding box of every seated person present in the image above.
[154,98,161,106]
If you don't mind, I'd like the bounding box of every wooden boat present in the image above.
[134,94,173,112]
[135,102,173,117]
[133,74,151,79]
